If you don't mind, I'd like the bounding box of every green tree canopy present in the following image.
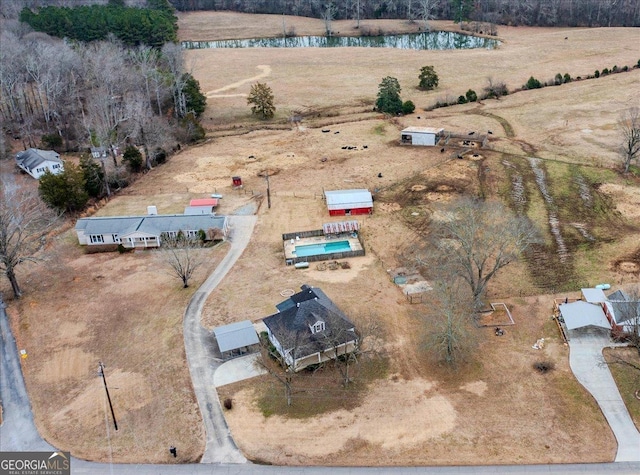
[79,155,105,198]
[20,3,177,47]
[182,73,207,118]
[375,76,403,115]
[39,164,89,213]
[123,145,144,172]
[247,82,276,119]
[418,65,439,91]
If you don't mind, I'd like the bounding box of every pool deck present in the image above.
[283,233,362,261]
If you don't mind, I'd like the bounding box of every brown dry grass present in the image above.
[2,12,639,465]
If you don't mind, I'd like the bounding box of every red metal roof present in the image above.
[190,198,218,207]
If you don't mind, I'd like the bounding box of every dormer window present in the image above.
[310,320,325,334]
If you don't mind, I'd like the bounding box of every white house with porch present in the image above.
[15,148,64,179]
[75,214,228,249]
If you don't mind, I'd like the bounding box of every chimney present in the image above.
[147,205,158,215]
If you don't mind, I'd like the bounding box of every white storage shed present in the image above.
[400,127,444,146]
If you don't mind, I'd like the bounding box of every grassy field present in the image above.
[2,12,639,466]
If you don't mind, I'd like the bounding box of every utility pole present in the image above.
[265,170,271,209]
[98,362,118,431]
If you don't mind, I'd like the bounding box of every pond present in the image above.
[182,31,499,50]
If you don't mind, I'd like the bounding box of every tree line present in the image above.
[168,0,640,28]
[19,0,178,46]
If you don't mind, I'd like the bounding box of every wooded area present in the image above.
[2,1,638,27]
[170,0,640,27]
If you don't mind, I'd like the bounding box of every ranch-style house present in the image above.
[75,214,228,249]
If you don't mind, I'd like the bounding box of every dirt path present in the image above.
[205,64,272,98]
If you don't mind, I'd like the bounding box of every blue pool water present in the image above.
[295,240,351,258]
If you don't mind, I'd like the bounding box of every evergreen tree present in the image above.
[39,164,89,213]
[376,76,403,114]
[123,145,144,172]
[247,82,276,119]
[79,155,105,198]
[451,0,474,23]
[418,65,439,91]
[182,73,207,118]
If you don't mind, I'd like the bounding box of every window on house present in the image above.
[52,164,60,169]
[90,235,104,243]
[112,234,120,243]
[310,321,325,334]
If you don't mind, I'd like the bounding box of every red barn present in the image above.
[325,189,373,216]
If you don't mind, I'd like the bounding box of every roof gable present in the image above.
[264,286,357,359]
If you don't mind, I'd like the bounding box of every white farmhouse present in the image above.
[400,127,444,146]
[15,148,64,179]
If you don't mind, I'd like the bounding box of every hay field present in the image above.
[1,12,638,465]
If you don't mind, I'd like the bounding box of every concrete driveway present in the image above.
[182,215,256,464]
[568,329,640,461]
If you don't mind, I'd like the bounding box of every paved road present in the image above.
[0,296,55,453]
[182,215,257,464]
[567,330,640,462]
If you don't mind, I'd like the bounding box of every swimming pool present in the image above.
[294,240,351,258]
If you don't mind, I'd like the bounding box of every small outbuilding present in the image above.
[213,320,260,358]
[400,127,444,146]
[324,189,373,216]
[184,198,218,215]
[15,148,64,179]
[558,300,611,338]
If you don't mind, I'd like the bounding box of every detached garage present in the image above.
[325,189,373,216]
[401,127,444,146]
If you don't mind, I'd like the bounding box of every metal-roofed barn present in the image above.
[400,127,444,146]
[324,189,373,216]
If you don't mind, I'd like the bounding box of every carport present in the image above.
[558,300,611,340]
[213,320,260,359]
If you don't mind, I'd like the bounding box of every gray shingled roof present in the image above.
[75,214,227,236]
[15,148,61,169]
[264,285,357,360]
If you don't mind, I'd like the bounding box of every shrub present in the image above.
[637,59,640,68]
[601,67,610,76]
[533,361,555,373]
[122,145,144,173]
[612,65,618,72]
[554,73,563,85]
[152,147,167,164]
[457,95,467,104]
[41,133,63,150]
[197,229,206,241]
[525,76,543,89]
[594,70,600,78]
[622,65,629,72]
[465,89,477,102]
[401,100,415,114]
[179,112,205,142]
[563,73,571,83]
[223,398,233,410]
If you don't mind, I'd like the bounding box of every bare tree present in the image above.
[618,107,640,174]
[156,234,205,288]
[0,176,59,299]
[417,197,540,311]
[322,2,337,36]
[416,0,437,28]
[425,279,476,366]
